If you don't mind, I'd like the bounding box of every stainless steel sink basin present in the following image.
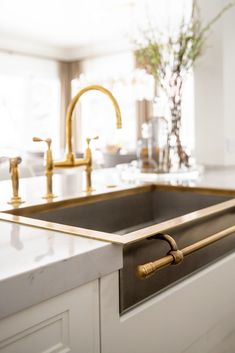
[6,184,235,312]
[9,185,232,236]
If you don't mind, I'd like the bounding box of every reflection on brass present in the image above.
[83,136,99,192]
[8,157,24,205]
[137,224,235,279]
[33,137,57,200]
[137,233,183,279]
[54,85,122,192]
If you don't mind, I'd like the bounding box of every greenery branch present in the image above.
[135,1,234,89]
[134,1,234,169]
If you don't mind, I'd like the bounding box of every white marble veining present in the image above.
[0,168,131,320]
[0,219,122,319]
[0,221,120,281]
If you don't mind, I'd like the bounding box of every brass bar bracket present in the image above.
[158,233,184,264]
[137,224,235,280]
[137,233,183,279]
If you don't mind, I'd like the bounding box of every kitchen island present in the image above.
[1,167,235,353]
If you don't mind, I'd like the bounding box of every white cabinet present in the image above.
[0,280,99,353]
[2,252,235,353]
[100,252,235,353]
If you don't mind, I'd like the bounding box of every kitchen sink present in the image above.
[6,184,235,312]
[9,185,233,236]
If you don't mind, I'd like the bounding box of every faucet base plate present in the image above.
[42,194,57,200]
[8,196,25,205]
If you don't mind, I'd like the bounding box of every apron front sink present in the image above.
[6,184,235,312]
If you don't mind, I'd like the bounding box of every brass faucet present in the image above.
[33,137,57,200]
[8,157,25,205]
[54,85,122,192]
[83,135,99,190]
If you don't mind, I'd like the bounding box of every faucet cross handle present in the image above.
[33,137,52,149]
[86,135,99,148]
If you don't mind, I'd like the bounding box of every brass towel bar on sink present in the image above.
[137,224,235,279]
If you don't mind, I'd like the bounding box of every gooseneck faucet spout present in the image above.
[54,85,122,191]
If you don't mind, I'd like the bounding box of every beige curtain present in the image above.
[59,61,81,151]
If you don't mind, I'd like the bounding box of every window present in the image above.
[0,53,61,155]
[73,51,194,156]
[72,52,137,152]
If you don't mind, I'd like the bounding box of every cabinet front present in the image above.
[0,280,99,353]
[100,253,235,353]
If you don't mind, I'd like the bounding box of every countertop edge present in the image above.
[0,242,123,320]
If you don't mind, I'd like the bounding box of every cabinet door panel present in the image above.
[0,311,69,353]
[0,280,99,353]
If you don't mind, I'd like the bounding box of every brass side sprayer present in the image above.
[8,157,25,205]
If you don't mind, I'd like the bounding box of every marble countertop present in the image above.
[0,169,126,320]
[1,166,235,320]
[118,164,235,191]
[0,218,122,319]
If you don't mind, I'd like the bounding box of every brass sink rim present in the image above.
[1,183,235,245]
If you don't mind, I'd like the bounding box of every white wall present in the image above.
[0,51,60,78]
[194,0,235,166]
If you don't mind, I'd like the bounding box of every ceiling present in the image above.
[0,0,190,61]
